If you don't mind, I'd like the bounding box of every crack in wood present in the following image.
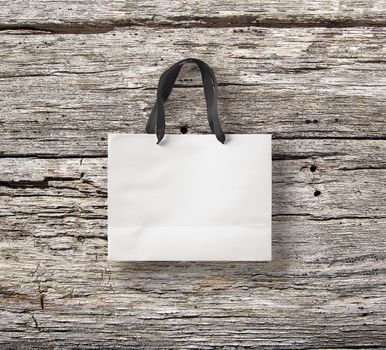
[0,137,385,160]
[272,214,386,221]
[31,314,39,330]
[338,166,386,171]
[1,16,386,35]
[0,176,81,189]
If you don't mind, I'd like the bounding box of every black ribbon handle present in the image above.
[145,58,226,144]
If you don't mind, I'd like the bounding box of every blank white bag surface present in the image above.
[108,134,271,261]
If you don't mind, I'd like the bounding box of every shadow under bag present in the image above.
[108,58,271,261]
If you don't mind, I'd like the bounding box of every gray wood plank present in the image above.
[1,140,385,219]
[0,0,386,33]
[0,141,385,349]
[1,27,385,157]
[1,9,385,349]
[0,214,385,348]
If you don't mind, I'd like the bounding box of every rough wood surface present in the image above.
[1,0,386,33]
[1,140,385,219]
[1,1,386,349]
[1,217,385,349]
[1,27,385,156]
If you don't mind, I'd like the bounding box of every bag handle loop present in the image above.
[145,58,226,144]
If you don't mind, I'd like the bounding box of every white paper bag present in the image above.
[108,59,271,261]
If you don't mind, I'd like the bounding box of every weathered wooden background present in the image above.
[1,1,385,349]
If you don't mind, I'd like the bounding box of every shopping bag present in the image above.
[108,58,271,261]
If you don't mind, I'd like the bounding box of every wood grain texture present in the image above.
[1,141,385,348]
[0,217,385,349]
[1,0,386,33]
[1,140,385,219]
[1,148,386,348]
[1,1,386,348]
[1,27,385,157]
